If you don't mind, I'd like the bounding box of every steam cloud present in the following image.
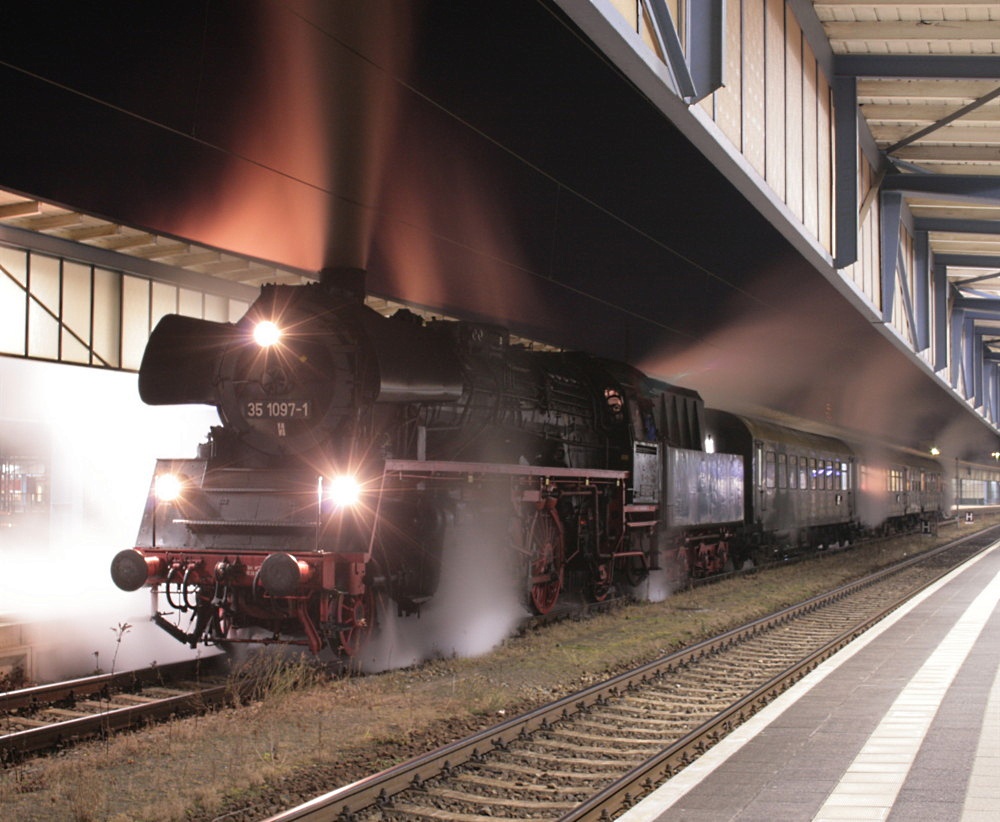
[353,505,529,674]
[0,357,218,682]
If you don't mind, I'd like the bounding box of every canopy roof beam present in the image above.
[641,0,724,104]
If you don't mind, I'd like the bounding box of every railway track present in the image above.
[0,592,640,770]
[0,657,231,763]
[262,526,1000,821]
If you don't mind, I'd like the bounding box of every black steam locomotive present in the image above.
[110,272,942,655]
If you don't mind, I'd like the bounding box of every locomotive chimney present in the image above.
[319,266,366,303]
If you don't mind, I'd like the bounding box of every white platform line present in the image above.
[961,648,1000,821]
[617,542,1000,822]
[812,568,1000,821]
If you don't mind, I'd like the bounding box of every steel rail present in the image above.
[563,576,943,818]
[0,657,223,712]
[262,527,1000,822]
[567,528,1000,820]
[266,527,1000,822]
[0,657,230,760]
[1,684,231,758]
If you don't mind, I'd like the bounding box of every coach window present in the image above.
[789,455,798,489]
[841,462,850,490]
[889,468,903,494]
[777,453,787,489]
[765,451,776,488]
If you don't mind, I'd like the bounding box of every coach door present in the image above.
[756,441,768,522]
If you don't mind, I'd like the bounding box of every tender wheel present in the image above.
[336,593,372,656]
[671,544,690,584]
[623,554,649,587]
[527,510,564,614]
[591,562,612,601]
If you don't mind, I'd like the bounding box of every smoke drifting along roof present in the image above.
[637,268,999,462]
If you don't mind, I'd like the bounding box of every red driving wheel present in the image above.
[528,509,564,614]
[337,592,372,656]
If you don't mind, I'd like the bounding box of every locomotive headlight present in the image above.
[253,320,282,348]
[154,473,184,502]
[324,474,362,508]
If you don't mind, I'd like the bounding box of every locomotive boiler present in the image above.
[110,271,744,655]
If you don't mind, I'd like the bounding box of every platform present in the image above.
[619,541,1000,822]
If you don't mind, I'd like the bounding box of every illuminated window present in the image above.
[0,243,249,372]
[0,458,47,514]
[889,468,904,493]
[765,451,776,489]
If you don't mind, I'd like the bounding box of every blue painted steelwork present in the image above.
[942,255,1000,272]
[933,263,948,373]
[641,0,724,104]
[882,174,1000,202]
[786,0,834,79]
[682,0,724,103]
[914,230,929,354]
[880,190,903,325]
[642,0,696,101]
[916,218,1000,236]
[832,76,859,269]
[835,55,1000,79]
[873,170,1000,413]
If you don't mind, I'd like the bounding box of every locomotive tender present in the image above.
[110,272,943,656]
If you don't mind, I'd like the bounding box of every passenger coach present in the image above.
[705,412,856,558]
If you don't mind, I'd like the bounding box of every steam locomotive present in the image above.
[110,271,943,656]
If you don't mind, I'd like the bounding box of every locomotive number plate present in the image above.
[245,400,312,419]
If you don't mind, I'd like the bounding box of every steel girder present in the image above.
[640,0,724,104]
[830,53,1000,427]
[881,176,1000,424]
